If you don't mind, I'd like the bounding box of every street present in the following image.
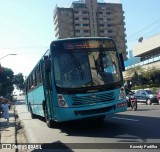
[15,97,160,152]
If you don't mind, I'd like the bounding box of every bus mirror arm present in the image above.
[119,53,125,71]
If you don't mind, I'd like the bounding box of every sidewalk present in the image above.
[0,106,16,152]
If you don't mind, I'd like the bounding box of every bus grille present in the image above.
[71,92,115,106]
[75,106,113,116]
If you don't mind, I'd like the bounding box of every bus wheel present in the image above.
[46,118,52,128]
[29,103,36,119]
[44,106,52,128]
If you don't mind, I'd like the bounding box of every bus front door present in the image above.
[43,58,54,127]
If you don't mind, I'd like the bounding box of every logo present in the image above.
[2,144,12,149]
[91,94,96,98]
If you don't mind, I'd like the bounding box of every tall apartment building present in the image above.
[54,0,127,60]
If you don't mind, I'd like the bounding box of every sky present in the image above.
[0,0,160,77]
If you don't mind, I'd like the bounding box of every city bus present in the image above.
[25,37,127,127]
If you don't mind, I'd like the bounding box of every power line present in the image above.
[127,17,160,39]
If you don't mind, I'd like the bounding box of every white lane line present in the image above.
[112,117,139,122]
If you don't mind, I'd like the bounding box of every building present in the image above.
[124,50,140,68]
[132,34,160,62]
[123,34,160,83]
[131,34,160,71]
[53,0,127,60]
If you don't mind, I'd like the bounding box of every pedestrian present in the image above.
[1,99,10,126]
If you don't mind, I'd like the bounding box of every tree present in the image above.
[0,67,25,96]
[14,73,25,91]
[126,66,144,78]
[150,67,160,85]
[126,66,145,86]
[0,67,14,96]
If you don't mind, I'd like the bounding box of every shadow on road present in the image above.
[31,141,74,152]
[15,100,160,144]
[24,109,160,143]
[52,114,160,143]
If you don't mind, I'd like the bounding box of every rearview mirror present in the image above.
[119,53,125,71]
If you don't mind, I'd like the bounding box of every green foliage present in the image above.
[0,68,25,96]
[128,65,160,91]
[131,85,143,90]
[0,68,14,96]
[152,87,157,93]
[14,73,25,91]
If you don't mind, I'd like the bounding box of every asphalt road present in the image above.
[15,97,160,152]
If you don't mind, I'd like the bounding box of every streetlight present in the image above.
[0,54,17,72]
[0,54,17,60]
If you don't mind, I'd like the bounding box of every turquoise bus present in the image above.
[25,37,127,127]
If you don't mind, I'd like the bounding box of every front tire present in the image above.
[131,101,137,111]
[44,105,53,128]
[146,99,152,105]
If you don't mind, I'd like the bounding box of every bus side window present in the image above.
[44,57,52,90]
[45,60,51,72]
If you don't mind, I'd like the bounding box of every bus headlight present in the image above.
[119,87,126,100]
[58,94,68,107]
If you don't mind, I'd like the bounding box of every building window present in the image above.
[100,30,104,33]
[99,24,104,27]
[75,30,80,33]
[98,12,103,15]
[107,24,112,27]
[82,11,87,14]
[84,24,89,27]
[80,24,83,27]
[84,30,89,33]
[83,18,88,20]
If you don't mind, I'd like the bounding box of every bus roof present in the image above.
[50,37,113,46]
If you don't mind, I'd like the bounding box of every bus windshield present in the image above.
[52,39,122,91]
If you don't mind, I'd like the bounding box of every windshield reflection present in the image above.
[53,50,121,89]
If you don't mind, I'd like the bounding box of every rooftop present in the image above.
[132,33,160,57]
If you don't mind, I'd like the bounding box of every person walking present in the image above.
[1,99,10,126]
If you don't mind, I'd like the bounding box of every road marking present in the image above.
[112,117,139,122]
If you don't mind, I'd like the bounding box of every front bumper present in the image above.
[54,99,127,122]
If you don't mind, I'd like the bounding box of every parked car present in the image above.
[157,90,160,104]
[135,89,158,105]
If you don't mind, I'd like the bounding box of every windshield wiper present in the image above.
[68,52,83,79]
